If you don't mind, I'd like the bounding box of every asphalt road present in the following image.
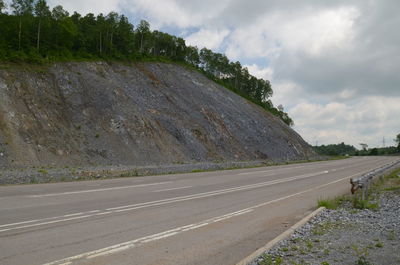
[0,156,398,265]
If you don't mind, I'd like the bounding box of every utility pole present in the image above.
[382,137,385,148]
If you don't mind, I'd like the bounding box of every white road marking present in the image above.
[0,171,329,232]
[42,209,253,265]
[62,213,85,218]
[152,186,192,193]
[0,219,40,228]
[42,171,357,265]
[111,170,330,213]
[6,162,387,234]
[0,215,93,233]
[237,166,307,175]
[27,182,172,198]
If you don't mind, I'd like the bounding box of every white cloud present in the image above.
[186,29,230,50]
[121,0,231,28]
[244,64,274,81]
[289,97,400,147]
[27,0,400,148]
[47,0,120,15]
[225,6,360,60]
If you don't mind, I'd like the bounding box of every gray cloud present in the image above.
[29,0,400,147]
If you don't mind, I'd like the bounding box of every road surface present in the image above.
[0,156,398,265]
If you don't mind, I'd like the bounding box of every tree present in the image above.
[11,0,34,50]
[0,0,6,14]
[359,143,368,151]
[51,5,69,20]
[395,133,400,152]
[34,0,50,51]
[136,20,150,53]
[106,12,119,54]
[369,148,378,156]
[185,46,200,66]
[113,15,134,56]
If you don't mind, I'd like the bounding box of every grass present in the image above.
[37,168,48,174]
[375,241,383,248]
[317,166,400,211]
[312,222,342,236]
[386,168,400,179]
[352,197,379,210]
[318,195,350,210]
[387,230,396,241]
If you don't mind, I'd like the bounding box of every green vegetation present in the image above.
[37,168,48,174]
[352,197,379,210]
[318,196,349,210]
[0,0,292,125]
[314,140,399,157]
[314,142,357,156]
[352,246,372,265]
[317,167,400,212]
[396,133,400,152]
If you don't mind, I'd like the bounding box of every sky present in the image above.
[11,0,400,148]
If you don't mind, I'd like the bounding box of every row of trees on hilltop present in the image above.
[314,134,400,156]
[0,0,293,126]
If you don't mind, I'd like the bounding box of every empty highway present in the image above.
[0,156,398,265]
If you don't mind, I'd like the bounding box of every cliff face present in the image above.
[0,62,315,169]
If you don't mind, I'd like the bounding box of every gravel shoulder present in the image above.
[251,168,400,265]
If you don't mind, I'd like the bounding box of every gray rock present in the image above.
[0,62,316,184]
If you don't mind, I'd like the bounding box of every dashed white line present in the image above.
[42,171,358,265]
[42,209,253,265]
[0,171,329,233]
[152,186,192,193]
[0,215,93,233]
[27,182,172,198]
[237,166,307,175]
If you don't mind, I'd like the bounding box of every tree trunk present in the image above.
[110,31,113,53]
[140,33,144,53]
[99,32,102,53]
[18,16,22,51]
[36,19,41,51]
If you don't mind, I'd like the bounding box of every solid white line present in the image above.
[42,159,400,265]
[108,170,329,211]
[42,209,253,265]
[27,182,172,198]
[62,212,85,218]
[0,215,93,233]
[152,186,193,193]
[0,171,328,232]
[41,170,357,265]
[237,166,307,175]
[0,218,41,228]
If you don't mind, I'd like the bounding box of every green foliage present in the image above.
[317,196,348,210]
[0,1,293,125]
[37,168,48,174]
[0,0,6,13]
[314,142,398,156]
[352,197,379,210]
[395,133,400,152]
[318,200,336,210]
[352,246,372,265]
[314,142,356,156]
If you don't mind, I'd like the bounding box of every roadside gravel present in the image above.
[0,160,271,185]
[251,191,400,265]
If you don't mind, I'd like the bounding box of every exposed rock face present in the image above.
[0,62,315,168]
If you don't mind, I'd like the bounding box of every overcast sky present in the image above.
[34,0,400,147]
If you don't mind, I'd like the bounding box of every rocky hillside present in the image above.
[0,62,315,169]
